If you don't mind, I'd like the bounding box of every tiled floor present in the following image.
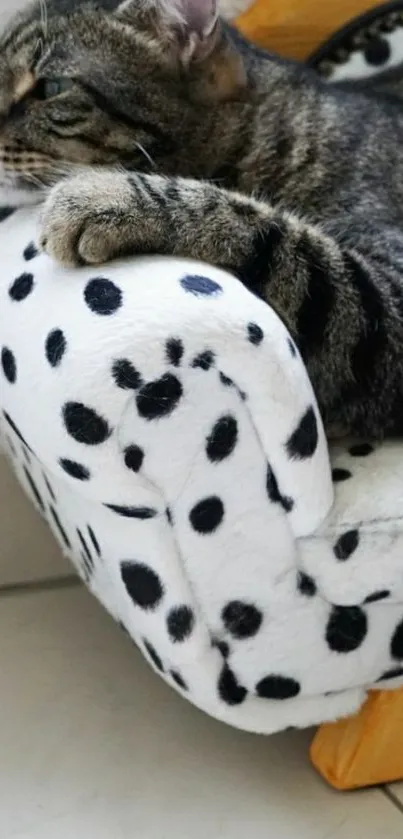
[1,459,403,838]
[2,585,403,839]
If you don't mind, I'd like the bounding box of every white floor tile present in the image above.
[0,456,70,586]
[0,585,402,839]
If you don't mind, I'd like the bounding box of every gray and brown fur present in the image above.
[2,0,403,439]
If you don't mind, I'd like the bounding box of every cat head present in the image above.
[0,0,249,204]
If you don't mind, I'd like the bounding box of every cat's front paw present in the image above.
[39,170,139,266]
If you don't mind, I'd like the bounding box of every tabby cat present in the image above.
[2,0,403,439]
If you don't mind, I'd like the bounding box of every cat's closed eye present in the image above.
[31,77,75,101]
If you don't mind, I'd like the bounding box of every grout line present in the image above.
[0,574,81,598]
[381,785,403,815]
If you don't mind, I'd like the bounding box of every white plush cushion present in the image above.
[1,205,403,735]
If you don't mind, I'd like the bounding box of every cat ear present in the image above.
[115,0,246,98]
[116,0,219,63]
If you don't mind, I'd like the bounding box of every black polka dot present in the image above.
[124,444,144,472]
[81,551,93,579]
[106,504,156,519]
[59,458,90,481]
[45,329,67,368]
[180,274,223,297]
[23,241,39,261]
[206,415,238,463]
[143,639,164,672]
[0,206,15,222]
[256,674,301,700]
[364,36,390,67]
[332,468,352,483]
[333,529,359,561]
[1,347,17,383]
[222,600,263,639]
[349,443,373,457]
[297,571,317,597]
[80,554,94,583]
[167,605,195,642]
[378,666,403,683]
[63,402,111,445]
[391,619,403,660]
[288,338,297,357]
[192,350,215,370]
[266,463,294,513]
[286,406,318,460]
[79,546,92,576]
[24,467,44,511]
[3,411,31,450]
[170,670,188,690]
[364,590,390,604]
[326,606,368,653]
[44,475,56,502]
[84,277,122,315]
[112,358,142,390]
[87,525,101,556]
[218,664,247,705]
[219,372,234,387]
[136,373,182,420]
[189,496,224,534]
[166,507,173,525]
[9,272,34,302]
[247,322,264,345]
[166,338,184,367]
[121,561,164,610]
[77,528,93,572]
[49,505,71,549]
[212,638,230,659]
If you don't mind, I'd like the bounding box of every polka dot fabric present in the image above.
[309,3,403,87]
[2,206,403,736]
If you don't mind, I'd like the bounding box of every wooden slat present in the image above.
[236,0,382,60]
[311,690,403,790]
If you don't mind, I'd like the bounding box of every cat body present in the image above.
[2,0,403,438]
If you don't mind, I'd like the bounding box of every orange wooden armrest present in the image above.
[236,0,383,61]
[310,689,403,790]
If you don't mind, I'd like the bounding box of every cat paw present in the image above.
[39,171,136,266]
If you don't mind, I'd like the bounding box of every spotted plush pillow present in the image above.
[2,204,403,735]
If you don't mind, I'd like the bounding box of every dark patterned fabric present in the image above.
[309,1,403,100]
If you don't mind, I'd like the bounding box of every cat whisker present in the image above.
[39,0,48,39]
[24,171,47,190]
[135,142,156,170]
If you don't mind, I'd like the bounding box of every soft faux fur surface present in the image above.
[2,205,403,734]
